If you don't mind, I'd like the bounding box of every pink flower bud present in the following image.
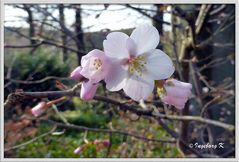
[93,139,110,147]
[161,79,192,109]
[70,66,83,81]
[31,102,47,117]
[93,139,101,145]
[102,139,110,147]
[80,81,98,101]
[74,145,85,154]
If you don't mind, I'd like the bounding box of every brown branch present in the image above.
[171,11,184,81]
[195,4,212,35]
[157,119,204,158]
[196,10,235,49]
[5,27,85,54]
[200,96,221,117]
[6,76,70,85]
[4,88,235,132]
[173,6,196,48]
[125,4,179,27]
[209,4,226,16]
[43,119,176,144]
[4,42,43,48]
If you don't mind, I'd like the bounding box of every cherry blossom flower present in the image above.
[70,66,84,81]
[80,49,110,83]
[103,24,175,101]
[80,81,98,101]
[70,50,109,101]
[161,79,192,109]
[31,102,47,117]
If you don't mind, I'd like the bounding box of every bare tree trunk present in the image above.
[58,4,68,62]
[75,5,85,65]
[153,4,164,50]
[23,4,36,54]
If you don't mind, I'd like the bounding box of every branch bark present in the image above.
[4,87,235,132]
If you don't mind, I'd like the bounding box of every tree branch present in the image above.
[43,119,176,144]
[4,87,235,132]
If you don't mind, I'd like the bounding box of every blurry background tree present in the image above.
[4,4,235,158]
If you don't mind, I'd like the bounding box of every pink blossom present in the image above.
[103,24,175,101]
[31,102,47,117]
[93,139,110,147]
[161,79,192,109]
[74,145,85,154]
[102,139,110,147]
[70,66,84,81]
[80,49,110,83]
[80,81,98,101]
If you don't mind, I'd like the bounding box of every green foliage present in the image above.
[16,123,83,158]
[51,97,110,128]
[15,117,181,158]
[4,48,71,98]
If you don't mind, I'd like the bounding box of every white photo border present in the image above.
[0,0,238,162]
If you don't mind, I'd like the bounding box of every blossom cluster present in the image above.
[29,24,193,155]
[70,24,192,110]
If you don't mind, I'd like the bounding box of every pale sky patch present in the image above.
[4,4,171,32]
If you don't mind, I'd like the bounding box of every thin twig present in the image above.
[42,119,176,144]
[6,76,70,85]
[4,126,57,152]
[200,96,221,117]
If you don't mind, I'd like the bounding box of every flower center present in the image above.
[93,58,103,70]
[128,55,147,76]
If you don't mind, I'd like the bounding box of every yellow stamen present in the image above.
[93,58,102,70]
[128,55,147,76]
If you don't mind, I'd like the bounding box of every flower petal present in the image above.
[103,32,129,59]
[130,24,159,55]
[81,49,105,67]
[126,37,137,56]
[165,86,191,98]
[145,49,175,80]
[80,81,98,101]
[31,102,47,117]
[105,61,127,91]
[167,79,192,89]
[123,74,154,101]
[70,66,83,81]
[161,95,187,110]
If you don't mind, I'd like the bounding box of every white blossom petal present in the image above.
[103,32,129,59]
[126,37,137,56]
[169,79,192,89]
[105,61,127,91]
[123,74,154,101]
[81,49,105,67]
[145,49,175,80]
[164,86,191,98]
[130,24,160,55]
